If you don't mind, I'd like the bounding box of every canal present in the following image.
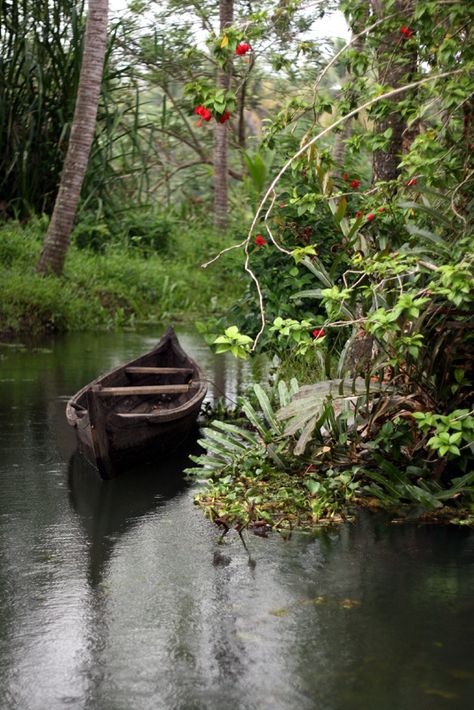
[0,329,473,709]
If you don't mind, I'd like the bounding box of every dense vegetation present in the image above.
[0,218,242,334]
[1,0,473,527]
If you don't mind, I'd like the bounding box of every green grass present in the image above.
[0,218,244,336]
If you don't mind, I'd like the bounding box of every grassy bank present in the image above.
[0,219,243,336]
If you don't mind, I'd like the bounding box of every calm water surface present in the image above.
[0,328,473,710]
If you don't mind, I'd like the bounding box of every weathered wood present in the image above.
[125,367,194,375]
[115,411,162,419]
[66,326,208,479]
[98,384,196,396]
[86,386,114,479]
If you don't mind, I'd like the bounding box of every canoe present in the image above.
[66,327,207,479]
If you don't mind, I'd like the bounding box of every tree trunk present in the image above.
[371,0,416,182]
[236,54,255,151]
[213,0,233,231]
[237,77,247,150]
[37,0,109,275]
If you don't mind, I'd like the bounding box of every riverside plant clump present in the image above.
[186,2,474,532]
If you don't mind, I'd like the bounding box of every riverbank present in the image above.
[187,383,474,531]
[191,462,474,533]
[0,219,243,336]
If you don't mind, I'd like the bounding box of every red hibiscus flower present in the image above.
[236,42,251,56]
[400,26,413,38]
[406,177,417,186]
[312,328,325,339]
[350,179,360,189]
[218,110,231,124]
[195,120,202,127]
[343,174,349,182]
[377,207,385,212]
[355,211,364,219]
[366,213,376,222]
[195,105,212,121]
[255,235,266,246]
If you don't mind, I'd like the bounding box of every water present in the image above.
[0,329,473,710]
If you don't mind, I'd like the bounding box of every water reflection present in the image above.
[0,329,473,710]
[67,449,192,587]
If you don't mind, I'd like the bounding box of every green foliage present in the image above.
[412,410,474,459]
[0,0,85,217]
[269,316,321,357]
[0,220,243,334]
[213,326,253,359]
[184,81,236,121]
[0,0,152,219]
[214,243,322,349]
[362,459,474,513]
[187,379,359,529]
[187,381,297,478]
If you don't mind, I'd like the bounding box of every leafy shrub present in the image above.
[119,210,174,255]
[73,217,112,253]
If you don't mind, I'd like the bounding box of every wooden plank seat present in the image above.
[125,367,194,375]
[97,384,197,396]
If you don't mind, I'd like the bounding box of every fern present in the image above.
[185,380,300,478]
[278,377,387,455]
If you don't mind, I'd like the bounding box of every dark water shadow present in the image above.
[67,435,201,586]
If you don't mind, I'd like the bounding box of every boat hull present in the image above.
[66,327,207,479]
[75,403,202,472]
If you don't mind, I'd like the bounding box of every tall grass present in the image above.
[0,219,244,335]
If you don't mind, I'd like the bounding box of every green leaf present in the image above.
[334,195,347,224]
[212,420,260,446]
[253,384,280,431]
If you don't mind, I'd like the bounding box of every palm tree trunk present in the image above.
[213,0,233,231]
[37,0,109,275]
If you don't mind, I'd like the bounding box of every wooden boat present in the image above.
[66,326,207,479]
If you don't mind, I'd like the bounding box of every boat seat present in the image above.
[125,367,194,375]
[97,383,198,396]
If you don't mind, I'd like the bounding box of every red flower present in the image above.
[218,110,231,124]
[312,328,326,339]
[195,120,202,127]
[400,26,413,38]
[343,174,349,182]
[377,207,385,212]
[236,42,251,56]
[355,211,364,219]
[255,234,267,246]
[195,105,212,121]
[366,213,376,222]
[350,179,360,189]
[406,177,417,186]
